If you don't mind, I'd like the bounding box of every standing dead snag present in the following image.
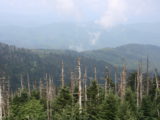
[0,83,2,120]
[46,74,54,120]
[70,72,75,97]
[94,66,99,97]
[27,73,31,97]
[136,63,143,107]
[146,56,150,96]
[0,73,9,120]
[61,60,64,88]
[77,58,82,113]
[83,68,87,108]
[120,65,126,102]
[20,74,24,93]
[104,66,110,98]
[94,66,97,82]
[154,69,160,117]
[39,79,43,99]
[155,69,159,99]
[114,66,118,95]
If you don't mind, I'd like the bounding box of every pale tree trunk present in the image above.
[0,85,2,120]
[105,66,109,98]
[94,66,97,81]
[27,74,31,97]
[70,72,74,97]
[154,69,160,117]
[146,56,150,96]
[77,58,82,113]
[140,71,143,105]
[61,60,64,88]
[137,63,143,107]
[84,68,87,109]
[47,75,53,120]
[114,66,117,95]
[39,79,43,99]
[155,69,159,99]
[120,65,126,102]
[94,66,99,97]
[20,74,24,96]
[136,67,140,107]
[0,75,10,119]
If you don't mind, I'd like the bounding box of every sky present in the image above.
[0,0,160,28]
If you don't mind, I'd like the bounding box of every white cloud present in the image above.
[69,44,84,52]
[0,0,158,24]
[89,32,101,45]
[95,0,155,28]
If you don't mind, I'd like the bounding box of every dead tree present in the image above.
[83,68,87,108]
[27,73,31,97]
[146,56,150,96]
[0,73,9,119]
[61,60,64,88]
[136,63,143,107]
[0,83,2,120]
[94,66,100,97]
[104,66,110,98]
[21,74,24,92]
[77,58,82,113]
[120,65,126,102]
[155,69,159,99]
[39,79,43,99]
[114,66,118,95]
[46,74,53,120]
[94,66,97,82]
[70,72,75,97]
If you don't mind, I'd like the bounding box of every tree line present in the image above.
[0,57,160,120]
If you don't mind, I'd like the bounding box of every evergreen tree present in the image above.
[99,93,118,120]
[87,80,100,120]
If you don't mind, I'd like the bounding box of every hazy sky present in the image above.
[0,0,160,27]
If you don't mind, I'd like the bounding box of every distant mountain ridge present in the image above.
[82,44,160,70]
[0,23,160,51]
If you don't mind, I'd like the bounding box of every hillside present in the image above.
[1,42,160,90]
[0,42,114,90]
[82,44,160,70]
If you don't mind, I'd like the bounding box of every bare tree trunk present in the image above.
[84,68,87,109]
[94,66,97,81]
[94,66,99,97]
[45,74,50,120]
[70,72,74,97]
[61,60,64,88]
[137,67,140,107]
[114,66,117,95]
[39,79,43,99]
[20,74,24,91]
[120,65,126,102]
[155,69,159,99]
[137,63,143,107]
[0,74,10,119]
[27,73,31,97]
[146,56,150,96]
[0,85,2,120]
[105,66,109,98]
[77,58,82,113]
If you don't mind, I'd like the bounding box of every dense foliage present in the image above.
[6,73,160,120]
[0,42,114,90]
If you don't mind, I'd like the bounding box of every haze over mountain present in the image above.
[1,0,160,51]
[0,22,160,51]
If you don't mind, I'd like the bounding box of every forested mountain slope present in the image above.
[0,42,114,90]
[82,44,160,70]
